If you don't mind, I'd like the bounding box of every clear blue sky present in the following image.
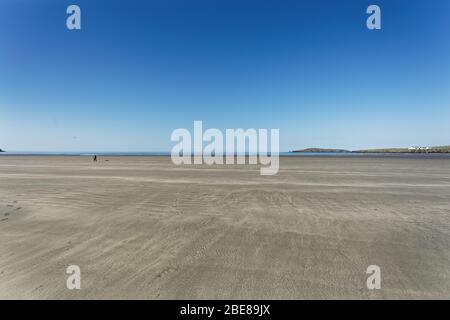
[1,0,449,152]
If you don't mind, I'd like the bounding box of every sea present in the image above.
[1,151,450,159]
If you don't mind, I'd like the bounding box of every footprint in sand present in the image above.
[155,266,177,279]
[1,202,23,221]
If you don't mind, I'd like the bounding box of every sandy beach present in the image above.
[0,155,449,299]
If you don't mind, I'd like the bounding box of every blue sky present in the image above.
[1,0,449,152]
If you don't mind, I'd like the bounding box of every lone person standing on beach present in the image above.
[93,155,97,162]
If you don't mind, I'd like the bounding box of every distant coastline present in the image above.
[292,146,450,154]
[292,148,351,153]
[1,146,450,156]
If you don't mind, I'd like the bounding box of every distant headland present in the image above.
[0,149,5,152]
[292,146,450,154]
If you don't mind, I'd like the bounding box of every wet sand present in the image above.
[0,156,449,299]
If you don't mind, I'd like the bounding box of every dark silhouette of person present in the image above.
[93,155,97,162]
